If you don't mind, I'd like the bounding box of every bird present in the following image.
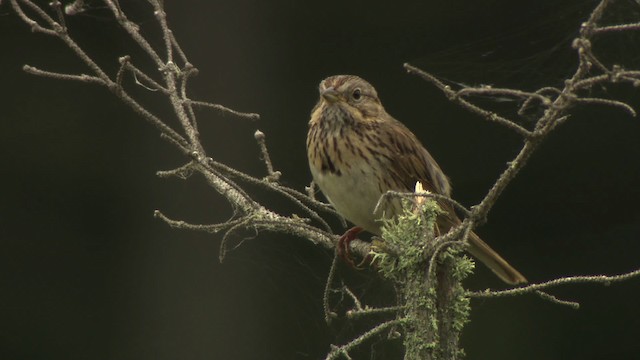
[306,74,527,285]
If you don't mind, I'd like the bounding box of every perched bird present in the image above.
[306,74,527,285]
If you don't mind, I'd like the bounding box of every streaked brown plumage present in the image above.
[307,74,527,285]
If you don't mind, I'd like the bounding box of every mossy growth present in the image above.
[371,198,443,280]
[372,197,474,360]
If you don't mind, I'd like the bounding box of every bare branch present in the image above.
[404,63,533,138]
[572,37,609,74]
[254,130,281,182]
[156,162,196,180]
[347,305,405,319]
[154,210,247,234]
[571,96,637,117]
[10,0,59,36]
[325,319,405,360]
[22,65,106,85]
[323,253,339,323]
[518,87,561,116]
[206,157,344,226]
[178,64,200,133]
[188,100,260,120]
[472,140,541,219]
[342,284,364,311]
[103,0,164,67]
[457,86,552,106]
[570,69,640,93]
[48,1,67,32]
[117,89,190,149]
[593,22,640,34]
[118,56,170,94]
[219,218,257,262]
[534,290,580,309]
[471,267,640,299]
[149,0,173,64]
[168,29,189,65]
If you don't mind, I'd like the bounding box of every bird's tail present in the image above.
[466,231,527,285]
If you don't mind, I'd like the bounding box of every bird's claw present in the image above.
[337,226,369,269]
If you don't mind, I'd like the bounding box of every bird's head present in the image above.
[315,75,383,122]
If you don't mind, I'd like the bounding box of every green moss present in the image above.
[374,199,443,280]
[373,197,472,359]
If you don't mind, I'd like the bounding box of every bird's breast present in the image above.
[308,112,404,234]
[310,159,386,235]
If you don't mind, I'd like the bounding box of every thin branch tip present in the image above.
[472,267,640,301]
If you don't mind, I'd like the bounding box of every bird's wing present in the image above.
[377,116,527,285]
[377,116,451,197]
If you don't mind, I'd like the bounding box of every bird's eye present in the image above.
[351,88,362,101]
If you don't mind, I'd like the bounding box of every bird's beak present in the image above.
[321,87,340,103]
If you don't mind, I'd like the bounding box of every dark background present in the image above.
[2,0,640,359]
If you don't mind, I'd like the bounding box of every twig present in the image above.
[168,29,189,65]
[22,65,105,85]
[156,162,196,180]
[347,306,404,319]
[534,290,580,309]
[178,64,200,134]
[10,0,58,36]
[471,267,640,299]
[306,181,317,199]
[154,210,247,234]
[593,22,640,34]
[103,0,164,67]
[427,239,468,286]
[325,319,405,360]
[219,218,253,262]
[518,87,561,116]
[457,87,552,106]
[404,63,533,138]
[323,253,339,324]
[48,1,66,32]
[118,56,170,94]
[149,0,173,65]
[254,130,281,182]
[342,285,364,311]
[206,158,343,227]
[188,100,260,120]
[571,96,637,117]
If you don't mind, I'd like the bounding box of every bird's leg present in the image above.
[337,226,363,268]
